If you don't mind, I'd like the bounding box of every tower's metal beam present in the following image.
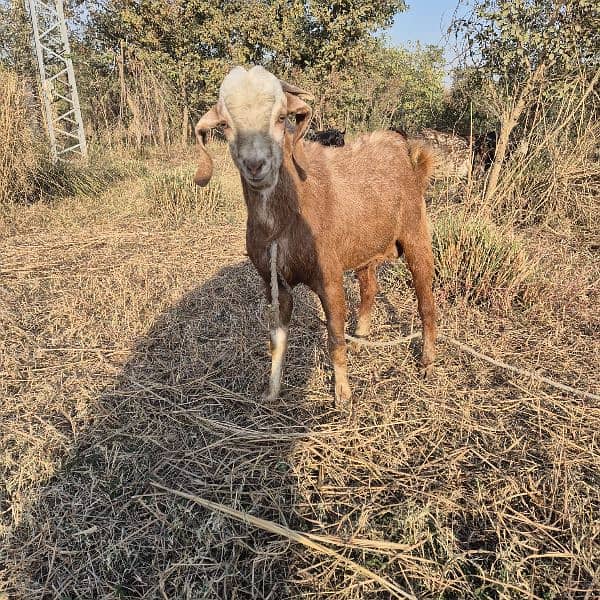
[26,0,88,161]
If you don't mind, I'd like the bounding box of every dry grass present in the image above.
[146,164,241,227]
[1,143,599,599]
[0,68,38,205]
[0,68,149,209]
[490,118,600,228]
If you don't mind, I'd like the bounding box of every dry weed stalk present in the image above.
[479,69,600,226]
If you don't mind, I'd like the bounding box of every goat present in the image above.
[388,126,408,138]
[193,66,436,406]
[472,130,498,171]
[472,130,528,172]
[305,128,346,147]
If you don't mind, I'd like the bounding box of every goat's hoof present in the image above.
[334,381,352,410]
[261,388,279,402]
[420,363,435,379]
[348,336,366,353]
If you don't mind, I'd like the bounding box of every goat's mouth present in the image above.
[244,172,276,190]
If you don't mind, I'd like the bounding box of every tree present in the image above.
[314,41,444,131]
[0,0,37,76]
[452,0,600,200]
[84,0,408,136]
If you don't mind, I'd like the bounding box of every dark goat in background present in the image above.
[471,130,526,172]
[306,128,346,147]
[472,131,498,171]
[388,126,408,138]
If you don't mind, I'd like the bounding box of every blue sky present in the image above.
[388,1,465,72]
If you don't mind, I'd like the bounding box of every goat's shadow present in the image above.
[15,260,336,599]
[13,258,425,599]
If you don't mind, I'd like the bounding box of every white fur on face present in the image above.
[219,66,286,191]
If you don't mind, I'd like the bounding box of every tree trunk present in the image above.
[483,64,546,202]
[483,117,516,202]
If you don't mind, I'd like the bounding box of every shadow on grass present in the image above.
[8,260,332,599]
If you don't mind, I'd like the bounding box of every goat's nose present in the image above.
[244,158,266,177]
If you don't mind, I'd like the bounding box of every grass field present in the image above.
[1,143,599,599]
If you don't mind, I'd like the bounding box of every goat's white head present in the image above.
[194,66,313,191]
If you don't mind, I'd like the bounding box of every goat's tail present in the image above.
[407,140,435,194]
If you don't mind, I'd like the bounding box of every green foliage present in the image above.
[75,0,443,136]
[445,0,600,207]
[452,0,600,112]
[88,0,406,114]
[1,0,448,153]
[0,0,37,77]
[292,40,445,130]
[437,67,497,136]
[454,0,599,89]
[296,0,405,73]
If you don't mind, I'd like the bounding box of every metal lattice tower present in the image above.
[26,0,87,161]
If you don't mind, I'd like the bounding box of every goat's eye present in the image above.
[278,115,286,123]
[219,121,229,129]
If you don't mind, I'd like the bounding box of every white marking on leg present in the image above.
[267,326,288,399]
[333,363,351,406]
[355,313,372,338]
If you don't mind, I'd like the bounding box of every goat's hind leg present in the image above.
[402,233,437,376]
[264,283,293,401]
[351,263,378,349]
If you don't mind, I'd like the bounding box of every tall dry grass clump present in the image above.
[432,211,532,306]
[493,119,599,227]
[479,72,599,227]
[89,52,187,150]
[145,166,238,227]
[390,209,532,307]
[140,142,243,227]
[0,67,38,205]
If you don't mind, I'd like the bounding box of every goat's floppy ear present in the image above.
[194,105,222,187]
[284,91,313,177]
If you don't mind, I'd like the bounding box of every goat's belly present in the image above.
[340,232,399,271]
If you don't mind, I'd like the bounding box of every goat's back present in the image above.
[305,131,428,197]
[300,131,434,269]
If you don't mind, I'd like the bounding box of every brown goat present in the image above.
[194,66,436,406]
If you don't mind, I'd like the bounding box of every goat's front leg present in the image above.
[264,283,293,401]
[318,276,352,407]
